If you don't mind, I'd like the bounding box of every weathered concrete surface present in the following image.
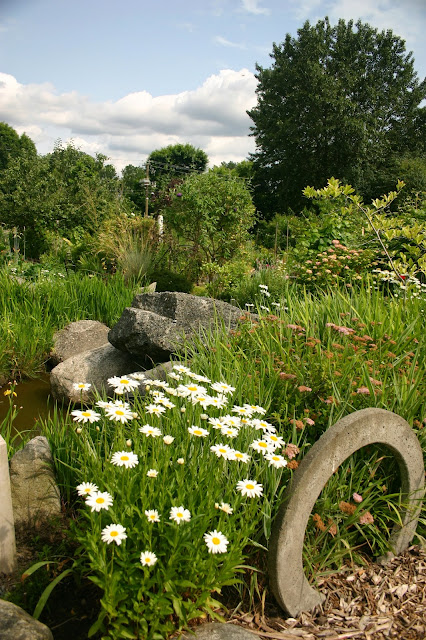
[50,342,142,403]
[50,320,110,367]
[108,292,252,360]
[181,622,259,640]
[0,436,16,573]
[0,599,53,640]
[9,436,61,527]
[268,408,425,617]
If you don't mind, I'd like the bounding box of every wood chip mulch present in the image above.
[228,545,426,640]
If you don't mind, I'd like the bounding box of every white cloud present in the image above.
[240,0,270,16]
[214,35,247,49]
[0,69,258,173]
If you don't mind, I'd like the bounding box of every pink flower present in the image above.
[285,443,300,459]
[359,511,374,525]
[356,386,370,395]
[297,385,312,393]
[352,492,363,503]
[305,417,315,426]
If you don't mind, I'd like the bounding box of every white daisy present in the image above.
[145,404,166,416]
[101,524,127,545]
[163,435,175,445]
[105,406,134,423]
[150,379,170,389]
[76,482,98,496]
[211,382,236,395]
[86,491,113,512]
[232,405,253,417]
[139,424,162,437]
[210,443,233,459]
[111,451,139,469]
[208,395,228,409]
[172,364,191,374]
[229,450,250,463]
[145,509,160,523]
[265,453,288,469]
[71,409,101,424]
[265,434,285,449]
[244,404,267,416]
[73,382,91,391]
[170,506,191,524]
[188,425,209,438]
[220,426,239,438]
[222,415,242,429]
[177,458,185,464]
[168,371,183,381]
[107,376,140,394]
[191,394,213,409]
[236,479,263,498]
[180,383,207,398]
[204,530,229,554]
[208,417,226,430]
[129,372,148,381]
[147,469,158,478]
[251,419,276,433]
[140,551,157,566]
[157,398,176,409]
[215,502,233,515]
[250,439,275,454]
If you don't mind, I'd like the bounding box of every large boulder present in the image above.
[108,292,251,360]
[9,437,61,527]
[0,600,53,640]
[50,343,143,404]
[182,623,258,640]
[49,320,110,367]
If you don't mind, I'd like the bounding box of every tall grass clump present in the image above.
[0,268,139,379]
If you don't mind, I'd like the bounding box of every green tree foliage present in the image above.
[0,134,128,257]
[147,144,208,210]
[164,170,255,274]
[0,122,37,172]
[248,18,426,218]
[121,164,146,213]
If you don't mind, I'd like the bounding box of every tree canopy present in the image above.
[248,17,426,217]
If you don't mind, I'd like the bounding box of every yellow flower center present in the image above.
[246,484,254,490]
[188,385,197,391]
[219,448,227,453]
[194,430,202,435]
[82,411,91,417]
[177,512,183,518]
[78,384,85,388]
[96,497,105,503]
[270,436,278,441]
[273,456,279,461]
[121,456,129,461]
[110,531,118,537]
[121,379,129,384]
[235,453,243,458]
[116,410,124,416]
[212,537,220,545]
[145,557,151,562]
[149,515,156,520]
[84,488,92,493]
[259,442,267,448]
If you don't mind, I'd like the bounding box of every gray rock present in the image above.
[50,342,143,404]
[9,437,61,527]
[109,292,251,360]
[181,622,258,640]
[50,320,110,367]
[0,599,53,640]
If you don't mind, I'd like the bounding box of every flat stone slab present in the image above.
[0,599,53,640]
[0,436,16,573]
[50,320,110,367]
[108,292,253,360]
[268,408,425,617]
[9,436,61,527]
[181,622,259,640]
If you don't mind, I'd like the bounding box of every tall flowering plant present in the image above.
[70,367,301,639]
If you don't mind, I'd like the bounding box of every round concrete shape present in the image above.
[268,408,425,617]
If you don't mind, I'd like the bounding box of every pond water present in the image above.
[0,373,68,436]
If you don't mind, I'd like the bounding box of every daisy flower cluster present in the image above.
[73,363,300,596]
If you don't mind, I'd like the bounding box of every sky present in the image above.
[0,0,425,174]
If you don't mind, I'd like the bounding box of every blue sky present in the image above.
[1,0,425,172]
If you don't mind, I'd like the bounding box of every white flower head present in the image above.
[222,415,241,429]
[232,405,253,417]
[204,530,229,554]
[71,409,101,424]
[86,491,113,512]
[208,395,228,409]
[163,435,175,445]
[244,404,266,416]
[101,524,127,545]
[147,469,158,478]
[129,371,149,381]
[108,375,140,394]
[170,506,191,524]
[216,502,233,515]
[111,451,139,469]
[105,406,134,423]
[220,426,239,438]
[265,434,285,449]
[211,381,236,395]
[76,482,98,496]
[210,443,233,459]
[139,424,162,437]
[140,551,157,566]
[250,439,275,454]
[230,450,250,463]
[145,403,166,416]
[265,453,288,469]
[145,509,160,523]
[73,382,91,391]
[177,458,185,465]
[188,425,209,438]
[236,479,263,498]
[172,364,191,374]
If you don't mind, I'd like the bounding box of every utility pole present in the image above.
[141,162,151,218]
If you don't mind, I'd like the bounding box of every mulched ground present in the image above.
[228,545,426,640]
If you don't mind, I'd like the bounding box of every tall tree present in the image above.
[147,143,208,199]
[248,18,426,218]
[0,122,37,172]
